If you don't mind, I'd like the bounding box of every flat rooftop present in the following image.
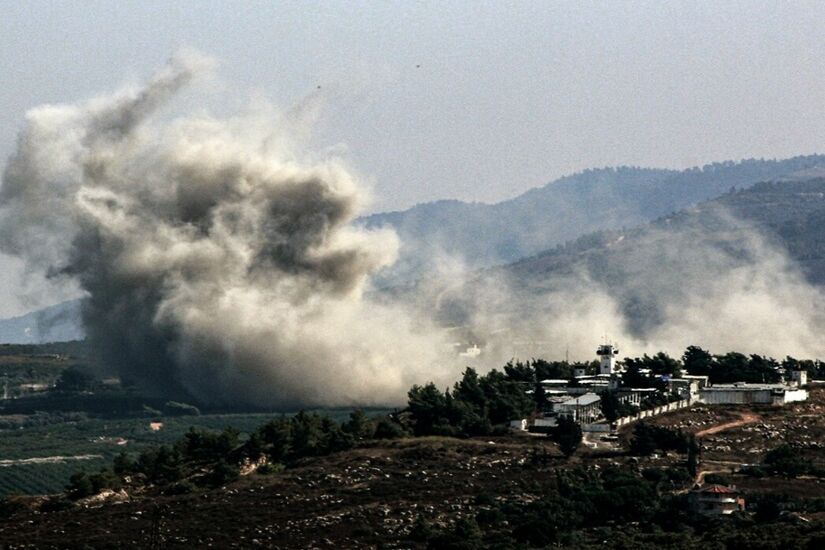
[559,393,601,407]
[703,383,792,391]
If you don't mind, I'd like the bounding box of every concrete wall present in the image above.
[582,423,612,433]
[534,418,557,427]
[699,387,809,405]
[613,399,693,428]
[699,389,772,405]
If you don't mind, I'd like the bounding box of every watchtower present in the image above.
[597,343,619,375]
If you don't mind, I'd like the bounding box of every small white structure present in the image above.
[509,419,528,431]
[689,485,746,516]
[459,344,481,358]
[681,375,709,389]
[669,378,702,399]
[597,343,619,375]
[790,370,808,386]
[533,417,558,428]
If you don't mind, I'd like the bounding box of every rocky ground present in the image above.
[647,387,825,469]
[2,388,825,548]
[0,437,570,548]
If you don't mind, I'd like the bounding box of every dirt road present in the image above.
[695,412,760,438]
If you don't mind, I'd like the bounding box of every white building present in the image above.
[616,387,659,406]
[699,383,808,405]
[554,393,602,423]
[669,378,702,399]
[689,485,746,516]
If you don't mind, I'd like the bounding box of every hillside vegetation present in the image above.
[3,383,825,549]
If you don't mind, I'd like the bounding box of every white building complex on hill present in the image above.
[519,342,811,432]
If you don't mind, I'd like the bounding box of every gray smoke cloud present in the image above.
[0,52,454,408]
[2,52,823,410]
[430,204,825,365]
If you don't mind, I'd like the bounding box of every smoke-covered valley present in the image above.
[2,54,825,409]
[430,180,825,364]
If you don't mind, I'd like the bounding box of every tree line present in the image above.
[7,344,821,506]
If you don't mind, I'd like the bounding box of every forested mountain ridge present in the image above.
[4,157,825,345]
[461,176,825,345]
[507,177,825,285]
[361,155,825,285]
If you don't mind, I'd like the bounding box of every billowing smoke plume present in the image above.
[0,53,453,408]
[433,205,825,364]
[3,53,824,409]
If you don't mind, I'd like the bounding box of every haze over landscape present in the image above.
[3,50,825,408]
[6,4,825,548]
[4,1,825,317]
[2,2,825,408]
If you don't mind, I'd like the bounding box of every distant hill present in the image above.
[362,156,825,285]
[0,300,83,344]
[6,157,825,344]
[484,176,825,340]
[507,177,825,285]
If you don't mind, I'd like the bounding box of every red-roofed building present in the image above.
[689,485,746,516]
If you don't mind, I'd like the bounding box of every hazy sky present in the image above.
[2,0,825,316]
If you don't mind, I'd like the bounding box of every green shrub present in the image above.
[703,473,730,485]
[630,423,690,456]
[142,405,162,417]
[207,460,239,487]
[39,497,73,513]
[163,480,197,495]
[373,417,407,439]
[113,452,135,475]
[343,409,375,439]
[66,472,94,499]
[179,427,239,462]
[409,515,436,542]
[764,444,809,478]
[0,496,27,519]
[256,462,285,475]
[553,416,582,458]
